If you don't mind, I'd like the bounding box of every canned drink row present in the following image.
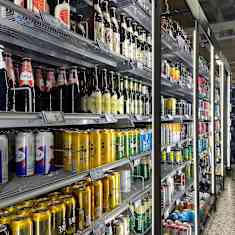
[161,97,192,117]
[161,123,192,146]
[161,145,193,164]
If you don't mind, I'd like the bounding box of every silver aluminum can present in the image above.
[120,169,131,193]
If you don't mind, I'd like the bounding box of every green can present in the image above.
[128,130,135,156]
[161,150,167,163]
[183,146,189,161]
[133,160,141,178]
[140,159,150,180]
[169,150,175,163]
[134,201,145,233]
[123,131,130,158]
[116,131,125,160]
[135,129,141,155]
[175,150,182,164]
[188,145,193,160]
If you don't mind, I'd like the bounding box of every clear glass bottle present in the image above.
[93,0,104,42]
[110,6,120,54]
[101,68,111,113]
[120,13,128,58]
[109,71,118,114]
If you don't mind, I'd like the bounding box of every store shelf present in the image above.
[161,161,192,183]
[161,115,193,122]
[161,76,193,101]
[0,0,150,83]
[162,181,193,218]
[161,138,192,151]
[0,152,150,208]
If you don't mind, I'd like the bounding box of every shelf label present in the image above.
[93,220,105,235]
[104,114,117,123]
[90,168,104,180]
[41,111,65,124]
[128,158,134,171]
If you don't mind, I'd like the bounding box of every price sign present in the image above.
[90,168,104,180]
[41,111,65,124]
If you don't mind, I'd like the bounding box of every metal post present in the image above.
[210,44,216,195]
[193,21,200,235]
[227,71,231,170]
[220,62,225,178]
[153,0,161,234]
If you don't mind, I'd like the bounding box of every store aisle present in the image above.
[204,171,235,235]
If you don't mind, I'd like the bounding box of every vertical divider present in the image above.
[153,0,161,234]
[226,71,231,171]
[193,20,200,235]
[210,44,216,195]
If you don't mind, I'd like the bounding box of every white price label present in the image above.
[41,111,65,124]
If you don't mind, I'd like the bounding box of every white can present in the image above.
[35,131,54,175]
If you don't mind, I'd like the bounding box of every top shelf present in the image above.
[0,0,151,84]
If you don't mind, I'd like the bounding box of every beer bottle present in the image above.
[120,13,128,58]
[126,17,134,60]
[133,81,138,115]
[102,0,113,51]
[116,73,124,115]
[101,68,111,114]
[77,15,87,38]
[123,76,130,115]
[4,52,16,111]
[55,0,71,29]
[0,46,8,111]
[93,0,104,42]
[45,68,56,111]
[55,66,67,112]
[149,87,152,115]
[109,71,117,115]
[139,82,144,116]
[110,6,120,54]
[67,66,80,113]
[87,67,102,114]
[18,57,34,112]
[132,21,138,61]
[80,67,88,113]
[34,66,45,112]
[129,79,134,115]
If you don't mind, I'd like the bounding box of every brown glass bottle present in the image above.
[120,13,128,58]
[34,66,45,112]
[126,17,134,60]
[101,68,111,114]
[115,73,124,115]
[45,68,56,111]
[92,0,104,42]
[67,66,80,113]
[80,67,88,113]
[110,6,120,54]
[55,66,67,112]
[123,76,130,115]
[0,46,8,111]
[129,79,134,115]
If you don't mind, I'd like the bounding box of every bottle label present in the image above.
[111,94,117,114]
[118,96,124,115]
[55,3,70,29]
[102,93,111,113]
[125,99,130,115]
[104,27,113,51]
[95,92,102,114]
[32,0,46,13]
[81,95,88,112]
[113,32,120,54]
[19,72,34,88]
[87,93,96,113]
[95,21,104,42]
[134,99,138,115]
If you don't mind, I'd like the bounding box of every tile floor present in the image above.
[203,172,235,235]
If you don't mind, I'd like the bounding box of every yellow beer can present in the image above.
[63,131,73,172]
[89,130,102,168]
[108,174,116,209]
[100,130,111,164]
[102,176,110,213]
[10,215,33,235]
[94,180,103,219]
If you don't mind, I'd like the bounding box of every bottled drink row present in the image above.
[161,60,192,88]
[161,123,192,146]
[10,0,152,67]
[0,128,152,183]
[0,51,152,115]
[161,97,192,117]
[161,145,193,164]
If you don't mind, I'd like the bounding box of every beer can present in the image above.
[17,200,35,208]
[135,129,141,155]
[89,130,101,168]
[16,132,35,176]
[110,130,116,163]
[0,211,13,225]
[140,159,150,180]
[115,131,124,160]
[57,195,76,234]
[16,207,32,217]
[72,131,81,173]
[79,131,90,171]
[31,208,51,235]
[100,130,111,164]
[10,216,33,235]
[109,174,116,209]
[175,150,182,164]
[72,185,85,230]
[35,131,54,175]
[94,180,103,219]
[140,129,146,153]
[90,183,95,221]
[120,169,131,193]
[123,131,129,158]
[128,130,135,157]
[134,203,145,233]
[83,186,92,227]
[48,200,66,235]
[54,131,63,167]
[48,191,62,199]
[63,186,73,194]
[63,131,73,172]
[102,176,110,213]
[0,135,8,184]
[119,215,130,235]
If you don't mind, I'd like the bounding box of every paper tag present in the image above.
[41,111,65,124]
[166,146,171,153]
[90,168,104,180]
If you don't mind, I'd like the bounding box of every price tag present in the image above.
[41,111,65,124]
[93,220,105,235]
[166,146,171,153]
[104,114,117,123]
[90,168,104,180]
